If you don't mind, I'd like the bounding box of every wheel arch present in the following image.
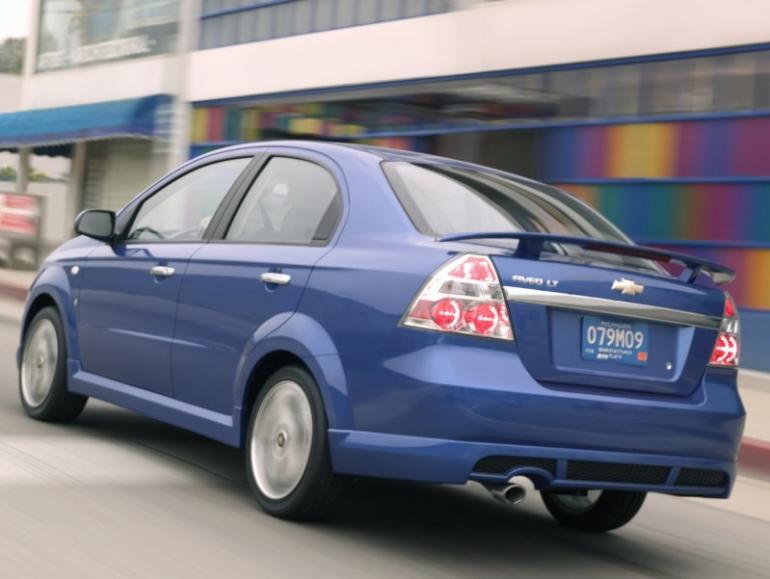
[20,267,80,370]
[238,350,310,444]
[233,313,352,448]
[22,292,58,338]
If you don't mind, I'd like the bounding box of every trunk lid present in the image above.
[490,255,725,397]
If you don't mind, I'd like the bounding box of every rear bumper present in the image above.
[331,340,745,498]
[329,430,736,497]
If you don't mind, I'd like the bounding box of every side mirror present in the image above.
[75,209,115,242]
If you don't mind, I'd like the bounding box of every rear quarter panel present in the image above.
[298,239,471,432]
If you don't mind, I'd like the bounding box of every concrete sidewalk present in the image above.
[736,370,770,479]
[1,269,768,478]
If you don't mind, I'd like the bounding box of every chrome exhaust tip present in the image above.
[487,483,526,506]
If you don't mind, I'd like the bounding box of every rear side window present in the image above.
[383,161,659,273]
[226,157,340,244]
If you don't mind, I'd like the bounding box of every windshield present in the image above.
[383,161,661,273]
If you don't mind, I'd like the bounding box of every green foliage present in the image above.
[0,38,25,74]
[0,166,55,183]
[30,170,53,182]
[0,166,17,181]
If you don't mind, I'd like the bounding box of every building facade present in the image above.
[0,0,187,256]
[1,0,769,368]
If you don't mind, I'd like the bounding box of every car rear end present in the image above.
[329,153,745,500]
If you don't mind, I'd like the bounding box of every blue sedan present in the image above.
[17,141,745,531]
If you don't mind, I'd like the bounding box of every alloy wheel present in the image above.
[250,380,314,500]
[21,319,59,408]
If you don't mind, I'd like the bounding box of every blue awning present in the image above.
[0,94,172,154]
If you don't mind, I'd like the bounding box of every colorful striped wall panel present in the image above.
[559,183,770,243]
[539,117,770,180]
[547,116,770,311]
[561,183,770,310]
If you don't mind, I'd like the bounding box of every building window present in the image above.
[199,0,455,50]
[314,0,335,31]
[356,0,380,25]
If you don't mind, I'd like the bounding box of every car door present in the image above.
[172,151,344,413]
[76,156,252,396]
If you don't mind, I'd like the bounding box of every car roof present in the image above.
[199,140,547,189]
[199,139,477,166]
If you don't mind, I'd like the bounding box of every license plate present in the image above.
[581,316,649,366]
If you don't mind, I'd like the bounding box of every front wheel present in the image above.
[19,306,87,422]
[541,490,646,532]
[245,365,347,520]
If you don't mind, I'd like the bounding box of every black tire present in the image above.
[541,490,646,532]
[245,365,347,520]
[19,306,88,422]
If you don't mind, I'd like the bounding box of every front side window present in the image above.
[226,157,340,244]
[127,158,250,241]
[384,161,660,273]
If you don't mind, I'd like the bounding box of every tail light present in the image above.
[401,254,513,340]
[709,293,739,367]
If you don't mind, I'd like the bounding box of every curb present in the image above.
[0,280,27,302]
[739,437,770,480]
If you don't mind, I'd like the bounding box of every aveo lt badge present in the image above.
[512,274,559,288]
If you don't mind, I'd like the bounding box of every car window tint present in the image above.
[384,161,659,273]
[226,157,339,244]
[127,158,250,241]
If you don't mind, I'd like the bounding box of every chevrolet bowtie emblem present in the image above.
[611,278,645,296]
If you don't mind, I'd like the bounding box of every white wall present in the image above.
[27,181,70,244]
[187,0,770,103]
[0,74,22,112]
[20,54,183,109]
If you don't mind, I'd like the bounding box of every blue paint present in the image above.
[77,242,202,397]
[21,141,745,499]
[329,430,736,497]
[0,94,171,148]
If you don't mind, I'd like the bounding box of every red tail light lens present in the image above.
[401,254,513,340]
[709,293,739,367]
[431,298,463,330]
[724,293,737,318]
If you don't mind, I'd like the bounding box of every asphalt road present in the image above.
[2,319,770,578]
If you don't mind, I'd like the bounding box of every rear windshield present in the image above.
[383,161,661,274]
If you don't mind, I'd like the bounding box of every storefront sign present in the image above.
[36,0,179,71]
[0,193,42,237]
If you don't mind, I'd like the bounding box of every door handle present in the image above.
[150,265,175,278]
[260,272,291,286]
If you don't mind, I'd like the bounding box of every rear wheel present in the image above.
[19,306,87,422]
[541,489,646,532]
[245,365,347,520]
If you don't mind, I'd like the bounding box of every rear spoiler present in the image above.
[437,231,735,285]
